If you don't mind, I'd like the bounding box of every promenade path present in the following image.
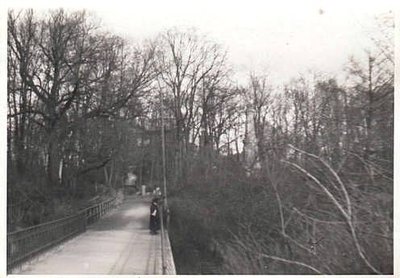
[14,197,175,275]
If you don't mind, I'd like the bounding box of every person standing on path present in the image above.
[149,198,160,234]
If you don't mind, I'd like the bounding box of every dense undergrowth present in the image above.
[7,176,120,232]
[168,157,268,274]
[168,153,392,274]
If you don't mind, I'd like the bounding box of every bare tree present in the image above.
[155,28,228,181]
[8,9,158,189]
[241,73,272,168]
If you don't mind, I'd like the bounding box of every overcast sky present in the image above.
[5,0,395,86]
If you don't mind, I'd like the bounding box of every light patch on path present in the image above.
[14,197,163,275]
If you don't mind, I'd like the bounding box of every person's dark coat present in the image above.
[149,201,160,233]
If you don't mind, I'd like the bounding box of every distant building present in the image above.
[124,172,137,194]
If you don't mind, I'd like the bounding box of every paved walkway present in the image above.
[14,197,175,275]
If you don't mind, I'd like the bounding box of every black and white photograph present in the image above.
[4,0,396,275]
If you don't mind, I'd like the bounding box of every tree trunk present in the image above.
[46,132,59,188]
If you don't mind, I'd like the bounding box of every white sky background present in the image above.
[92,0,393,86]
[5,0,395,86]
